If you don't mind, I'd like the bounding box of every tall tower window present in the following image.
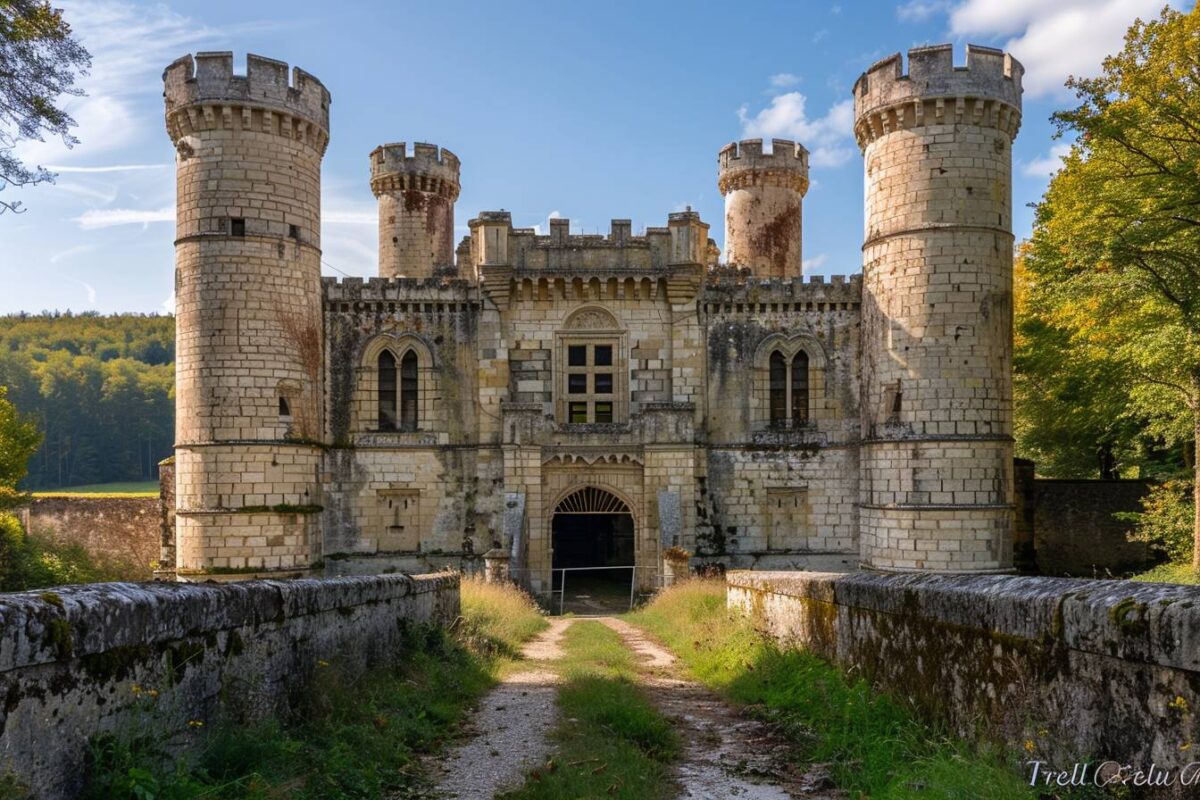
[400,351,418,431]
[378,351,397,431]
[791,351,809,424]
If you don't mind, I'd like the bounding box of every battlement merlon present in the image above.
[163,53,330,137]
[369,142,462,199]
[852,45,1024,147]
[702,273,863,306]
[717,138,810,195]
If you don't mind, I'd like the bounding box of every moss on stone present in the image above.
[44,617,73,660]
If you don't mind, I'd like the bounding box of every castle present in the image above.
[162,44,1023,597]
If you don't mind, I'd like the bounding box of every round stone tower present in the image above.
[855,44,1023,572]
[164,52,330,576]
[717,138,809,278]
[370,142,461,278]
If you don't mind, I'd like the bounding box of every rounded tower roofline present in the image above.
[370,142,461,201]
[163,52,330,153]
[853,44,1023,151]
[717,138,809,195]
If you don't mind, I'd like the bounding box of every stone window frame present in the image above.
[554,306,629,426]
[355,334,438,434]
[752,333,828,429]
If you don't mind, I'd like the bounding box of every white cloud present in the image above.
[46,164,167,173]
[324,209,376,225]
[78,281,97,306]
[49,244,96,264]
[548,210,562,219]
[769,73,801,88]
[947,0,1173,98]
[897,0,952,21]
[1021,143,1073,177]
[161,290,175,314]
[738,94,856,168]
[802,253,829,272]
[73,206,172,229]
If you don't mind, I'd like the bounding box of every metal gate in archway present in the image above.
[550,486,643,614]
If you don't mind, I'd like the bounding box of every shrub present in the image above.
[1121,479,1194,565]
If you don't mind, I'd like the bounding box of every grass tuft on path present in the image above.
[82,576,547,800]
[629,579,1036,800]
[500,621,679,800]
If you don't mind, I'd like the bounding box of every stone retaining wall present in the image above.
[728,571,1200,782]
[18,496,160,576]
[0,573,459,799]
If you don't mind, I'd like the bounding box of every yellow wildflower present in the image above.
[187,720,205,728]
[1169,696,1189,712]
[1024,740,1036,753]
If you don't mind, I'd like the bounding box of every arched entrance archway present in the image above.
[551,486,635,613]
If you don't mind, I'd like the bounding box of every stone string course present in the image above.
[0,573,458,799]
[728,571,1200,775]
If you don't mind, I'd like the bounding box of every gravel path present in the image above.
[426,615,841,799]
[426,617,574,799]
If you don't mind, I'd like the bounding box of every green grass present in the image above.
[628,580,1038,800]
[500,621,679,800]
[81,577,548,800]
[1130,562,1200,584]
[33,481,159,497]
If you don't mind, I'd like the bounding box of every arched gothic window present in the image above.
[378,351,397,431]
[378,349,420,432]
[769,351,787,427]
[791,351,809,424]
[400,351,418,430]
[767,348,811,428]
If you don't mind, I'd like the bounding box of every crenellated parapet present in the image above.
[369,142,461,200]
[717,139,809,195]
[322,275,477,306]
[853,44,1023,150]
[163,52,330,154]
[702,274,862,312]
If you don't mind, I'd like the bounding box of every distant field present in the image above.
[33,481,160,497]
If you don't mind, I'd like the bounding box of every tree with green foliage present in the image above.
[1023,6,1200,572]
[0,0,91,213]
[0,384,40,509]
[0,313,174,489]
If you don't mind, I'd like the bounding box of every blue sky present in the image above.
[1,0,1187,314]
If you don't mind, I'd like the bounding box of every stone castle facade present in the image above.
[163,44,1023,595]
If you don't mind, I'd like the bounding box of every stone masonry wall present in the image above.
[0,573,458,799]
[1032,479,1154,577]
[728,571,1200,779]
[17,497,159,576]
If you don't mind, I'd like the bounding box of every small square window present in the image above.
[594,345,612,366]
[230,218,246,237]
[594,373,612,394]
[289,224,300,239]
[278,397,291,417]
[568,345,587,366]
[594,402,613,423]
[568,374,587,394]
[569,402,588,423]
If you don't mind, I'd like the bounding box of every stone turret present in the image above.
[164,52,329,577]
[370,142,461,279]
[855,44,1023,573]
[717,138,809,278]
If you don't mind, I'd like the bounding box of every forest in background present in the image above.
[0,313,174,490]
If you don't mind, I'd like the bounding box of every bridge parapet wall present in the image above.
[728,570,1200,775]
[0,573,459,799]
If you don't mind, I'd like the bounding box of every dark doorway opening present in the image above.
[551,487,635,614]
